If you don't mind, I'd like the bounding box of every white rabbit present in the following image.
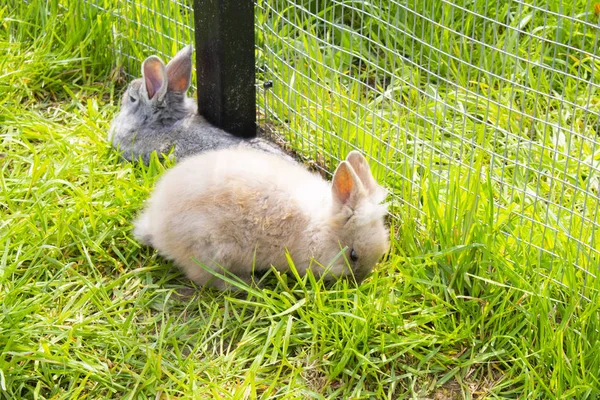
[134,148,389,289]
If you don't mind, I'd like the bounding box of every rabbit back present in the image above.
[175,117,296,163]
[134,148,327,287]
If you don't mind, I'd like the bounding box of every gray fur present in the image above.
[109,45,294,164]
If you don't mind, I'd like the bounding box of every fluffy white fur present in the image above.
[134,148,389,289]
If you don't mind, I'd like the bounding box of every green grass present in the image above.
[2,0,600,398]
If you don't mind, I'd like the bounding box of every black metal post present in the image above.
[193,0,256,138]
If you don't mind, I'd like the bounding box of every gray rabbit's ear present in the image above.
[166,45,193,94]
[345,151,386,203]
[141,55,168,101]
[331,161,365,209]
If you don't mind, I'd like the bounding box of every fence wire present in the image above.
[83,0,196,88]
[82,0,600,297]
[256,0,600,297]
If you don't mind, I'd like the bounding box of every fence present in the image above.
[82,0,600,298]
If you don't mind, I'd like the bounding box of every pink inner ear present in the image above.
[332,162,355,205]
[167,56,192,93]
[347,152,377,194]
[143,60,165,99]
[167,62,191,93]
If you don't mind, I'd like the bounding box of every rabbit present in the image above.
[133,147,390,289]
[108,45,294,164]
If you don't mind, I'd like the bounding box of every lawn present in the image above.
[1,0,599,398]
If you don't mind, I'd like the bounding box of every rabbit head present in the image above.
[324,151,389,282]
[108,45,197,144]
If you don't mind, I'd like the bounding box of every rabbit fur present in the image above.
[109,45,294,164]
[134,147,390,289]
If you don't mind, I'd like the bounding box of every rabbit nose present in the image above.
[352,271,368,283]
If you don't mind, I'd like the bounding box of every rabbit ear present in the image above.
[166,45,193,94]
[141,55,168,101]
[345,151,376,192]
[346,151,387,203]
[332,161,364,208]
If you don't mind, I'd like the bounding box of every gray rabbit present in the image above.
[108,45,294,164]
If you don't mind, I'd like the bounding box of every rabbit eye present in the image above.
[129,94,137,103]
[350,248,359,262]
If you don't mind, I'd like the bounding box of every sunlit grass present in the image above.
[1,0,599,398]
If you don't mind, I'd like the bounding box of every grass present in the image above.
[1,0,599,398]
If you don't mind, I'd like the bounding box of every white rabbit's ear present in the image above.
[332,160,364,208]
[346,150,387,203]
[166,45,193,94]
[141,55,168,101]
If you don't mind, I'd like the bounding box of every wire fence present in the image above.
[83,0,600,296]
[82,0,196,87]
